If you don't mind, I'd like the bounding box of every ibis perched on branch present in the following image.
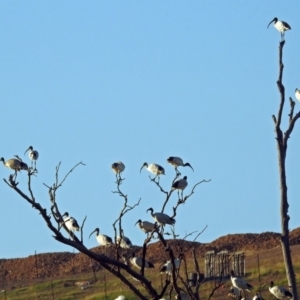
[172,176,188,199]
[24,146,39,171]
[267,18,291,40]
[159,257,181,275]
[117,230,132,249]
[295,88,300,102]
[140,162,165,180]
[172,176,188,191]
[129,252,154,270]
[1,157,28,179]
[61,212,80,239]
[135,219,155,236]
[146,207,175,231]
[167,157,193,175]
[89,228,113,246]
[269,281,293,299]
[111,161,125,181]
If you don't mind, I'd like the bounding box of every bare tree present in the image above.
[272,40,300,299]
[3,159,210,299]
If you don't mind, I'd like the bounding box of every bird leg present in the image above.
[8,174,18,187]
[175,167,181,176]
[150,175,158,182]
[115,174,125,185]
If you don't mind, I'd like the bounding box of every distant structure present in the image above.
[204,250,245,278]
[232,251,245,276]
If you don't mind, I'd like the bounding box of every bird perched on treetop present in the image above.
[1,157,28,179]
[140,162,165,180]
[24,146,39,171]
[267,18,291,40]
[167,157,194,175]
[295,88,300,102]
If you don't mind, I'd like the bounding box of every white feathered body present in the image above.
[150,211,175,226]
[112,161,125,173]
[274,20,291,33]
[160,258,180,275]
[130,255,154,269]
[96,233,113,246]
[63,214,79,232]
[117,236,132,249]
[295,89,300,102]
[141,163,165,175]
[172,176,188,191]
[136,220,155,233]
[230,272,253,292]
[269,282,293,299]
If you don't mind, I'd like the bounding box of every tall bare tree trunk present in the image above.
[272,40,300,300]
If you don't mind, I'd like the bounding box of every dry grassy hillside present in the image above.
[1,227,299,283]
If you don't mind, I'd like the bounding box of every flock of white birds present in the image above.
[0,145,38,179]
[3,33,298,294]
[229,270,293,300]
[1,145,296,299]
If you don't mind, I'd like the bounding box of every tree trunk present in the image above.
[273,40,299,300]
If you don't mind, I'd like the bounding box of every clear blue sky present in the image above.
[0,2,300,259]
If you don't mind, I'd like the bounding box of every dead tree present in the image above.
[272,40,300,299]
[3,159,210,299]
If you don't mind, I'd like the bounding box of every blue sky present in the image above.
[0,1,300,259]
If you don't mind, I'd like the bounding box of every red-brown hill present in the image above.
[1,227,299,282]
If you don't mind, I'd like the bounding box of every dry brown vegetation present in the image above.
[1,227,300,299]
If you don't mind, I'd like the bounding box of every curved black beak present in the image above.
[140,162,147,173]
[89,228,97,239]
[24,148,30,155]
[267,18,275,28]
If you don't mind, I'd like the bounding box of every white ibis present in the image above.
[146,208,175,228]
[61,212,80,239]
[253,293,263,300]
[117,230,132,249]
[135,219,155,236]
[129,252,154,270]
[167,157,194,174]
[172,176,188,198]
[295,88,300,102]
[111,161,125,180]
[228,286,240,299]
[1,157,28,179]
[172,176,188,191]
[267,18,291,40]
[230,270,253,298]
[269,281,292,299]
[159,257,180,275]
[89,228,113,246]
[140,162,165,179]
[24,146,39,170]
